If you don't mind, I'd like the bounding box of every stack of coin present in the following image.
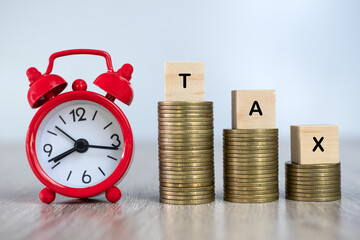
[158,101,215,205]
[223,129,279,203]
[285,161,341,201]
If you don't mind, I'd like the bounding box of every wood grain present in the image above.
[232,90,276,129]
[164,62,204,101]
[291,125,339,164]
[0,139,359,240]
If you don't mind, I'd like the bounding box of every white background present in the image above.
[0,0,359,144]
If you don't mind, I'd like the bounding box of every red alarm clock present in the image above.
[26,49,134,204]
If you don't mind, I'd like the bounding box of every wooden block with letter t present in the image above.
[165,62,204,101]
[231,90,276,129]
[291,125,339,164]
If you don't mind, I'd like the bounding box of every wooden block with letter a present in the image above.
[165,62,204,101]
[231,90,276,129]
[291,125,339,164]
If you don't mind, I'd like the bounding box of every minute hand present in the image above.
[88,145,118,150]
[48,147,77,163]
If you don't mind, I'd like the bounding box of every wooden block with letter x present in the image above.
[291,125,339,164]
[231,90,276,129]
[165,62,204,101]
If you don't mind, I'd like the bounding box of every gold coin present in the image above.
[285,171,340,177]
[158,129,214,134]
[285,167,341,173]
[159,166,214,172]
[223,143,279,148]
[160,197,214,205]
[160,162,214,168]
[224,159,278,165]
[224,181,278,187]
[159,133,213,139]
[223,149,278,154]
[223,148,278,153]
[224,154,278,159]
[160,171,215,179]
[159,158,214,163]
[224,177,278,183]
[224,164,278,171]
[158,110,213,115]
[285,179,340,185]
[223,141,278,146]
[158,125,213,130]
[158,137,213,142]
[158,106,213,111]
[160,193,215,200]
[223,172,278,178]
[285,191,341,198]
[159,149,213,154]
[160,178,214,183]
[224,133,278,138]
[223,129,278,134]
[285,161,340,169]
[160,182,214,188]
[224,162,278,167]
[224,188,278,195]
[224,196,278,203]
[224,169,278,175]
[159,156,214,162]
[285,183,340,190]
[224,155,278,161]
[160,169,214,175]
[159,146,213,151]
[159,141,213,147]
[158,113,213,118]
[159,121,213,126]
[285,175,341,181]
[160,162,213,167]
[285,188,341,194]
[224,192,279,199]
[224,185,278,191]
[158,117,213,122]
[158,101,213,106]
[224,137,278,142]
[160,173,214,180]
[160,150,214,155]
[160,185,215,192]
[285,195,341,202]
[160,190,214,196]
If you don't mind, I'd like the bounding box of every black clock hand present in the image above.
[88,145,118,150]
[55,126,76,142]
[48,147,77,163]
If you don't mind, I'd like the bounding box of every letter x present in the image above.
[312,137,324,152]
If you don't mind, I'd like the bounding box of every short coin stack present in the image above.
[158,101,215,205]
[223,129,279,203]
[285,161,341,201]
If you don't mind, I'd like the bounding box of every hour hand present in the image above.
[55,126,76,142]
[88,145,118,150]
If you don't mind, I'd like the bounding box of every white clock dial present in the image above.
[35,100,123,188]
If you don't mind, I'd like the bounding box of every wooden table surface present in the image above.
[1,140,359,240]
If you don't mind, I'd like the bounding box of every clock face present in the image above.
[35,100,123,188]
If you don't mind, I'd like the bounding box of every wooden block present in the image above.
[291,125,339,164]
[231,90,276,129]
[165,62,204,101]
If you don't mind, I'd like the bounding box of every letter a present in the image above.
[249,101,263,116]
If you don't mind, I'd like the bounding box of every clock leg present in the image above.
[39,188,56,204]
[105,186,122,203]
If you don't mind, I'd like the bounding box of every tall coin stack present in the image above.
[158,101,215,205]
[285,162,341,201]
[223,129,279,203]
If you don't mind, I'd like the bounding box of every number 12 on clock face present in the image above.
[35,100,124,188]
